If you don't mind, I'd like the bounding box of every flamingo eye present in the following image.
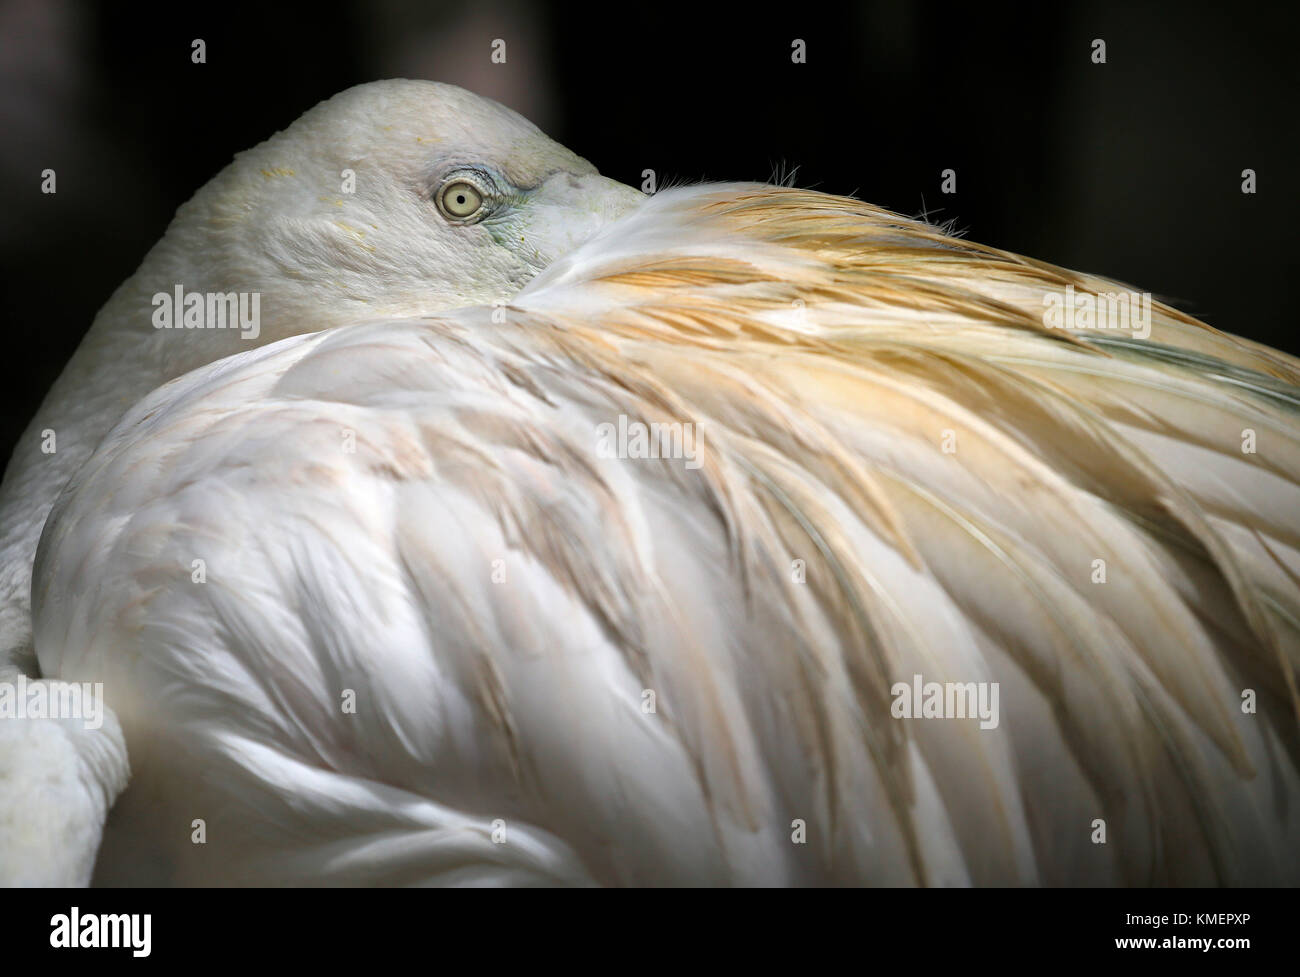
[437,180,486,222]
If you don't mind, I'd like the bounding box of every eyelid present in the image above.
[437,167,498,199]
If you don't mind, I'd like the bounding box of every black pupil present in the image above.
[456,194,465,204]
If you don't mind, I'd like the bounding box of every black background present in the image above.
[4,885,1285,963]
[1,0,1296,468]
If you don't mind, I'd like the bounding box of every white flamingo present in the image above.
[3,81,1298,885]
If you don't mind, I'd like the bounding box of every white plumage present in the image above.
[4,82,1299,886]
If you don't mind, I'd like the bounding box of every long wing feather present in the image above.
[32,184,1300,885]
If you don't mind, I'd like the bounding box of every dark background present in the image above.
[1,0,1295,466]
